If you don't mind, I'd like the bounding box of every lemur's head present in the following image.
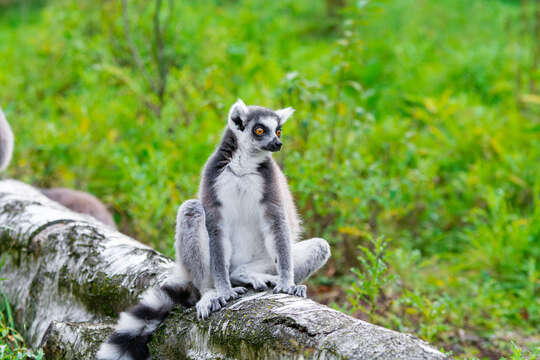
[227,99,294,153]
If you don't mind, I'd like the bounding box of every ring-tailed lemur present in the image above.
[97,99,331,360]
[0,107,117,229]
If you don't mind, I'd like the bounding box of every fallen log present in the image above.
[0,179,448,359]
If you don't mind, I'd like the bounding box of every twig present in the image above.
[531,2,539,93]
[153,0,168,104]
[121,0,159,94]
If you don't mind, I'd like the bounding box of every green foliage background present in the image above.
[0,0,538,358]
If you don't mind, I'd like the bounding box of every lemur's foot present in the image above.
[273,283,307,297]
[215,286,247,304]
[196,290,223,320]
[231,272,280,291]
[245,274,279,291]
[195,287,246,319]
[233,286,248,296]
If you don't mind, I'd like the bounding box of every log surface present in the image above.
[0,179,447,359]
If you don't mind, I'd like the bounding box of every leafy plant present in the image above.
[346,235,394,315]
[505,342,539,360]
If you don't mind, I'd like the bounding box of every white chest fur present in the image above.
[215,163,268,268]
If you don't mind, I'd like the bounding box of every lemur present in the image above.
[0,107,117,229]
[97,99,331,360]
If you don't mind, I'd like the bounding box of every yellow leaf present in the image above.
[58,165,75,183]
[338,226,369,238]
[80,116,89,133]
[424,98,437,114]
[164,140,175,149]
[405,307,418,315]
[520,94,540,105]
[508,174,527,188]
[168,181,179,203]
[489,137,503,156]
[337,102,347,116]
[467,175,479,186]
[428,126,446,143]
[513,218,529,226]
[108,129,118,142]
[137,114,145,125]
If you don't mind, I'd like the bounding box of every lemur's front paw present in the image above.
[196,293,224,320]
[273,283,307,297]
[195,286,246,319]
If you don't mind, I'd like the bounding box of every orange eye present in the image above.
[255,128,264,135]
[276,129,282,137]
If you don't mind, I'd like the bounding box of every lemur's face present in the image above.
[228,99,294,154]
[247,112,283,152]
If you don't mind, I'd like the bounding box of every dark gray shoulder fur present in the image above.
[200,128,238,286]
[257,157,291,269]
[200,128,238,209]
[257,157,282,207]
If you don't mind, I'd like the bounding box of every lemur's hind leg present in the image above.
[176,200,211,289]
[176,200,219,319]
[293,238,331,284]
[230,238,330,295]
[175,200,246,319]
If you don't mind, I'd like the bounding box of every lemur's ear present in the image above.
[275,107,295,124]
[228,99,249,131]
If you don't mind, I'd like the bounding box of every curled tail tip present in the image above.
[96,310,155,360]
[97,281,193,360]
[96,333,150,360]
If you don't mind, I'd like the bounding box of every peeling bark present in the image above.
[0,180,448,359]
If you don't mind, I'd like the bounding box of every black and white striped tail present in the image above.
[96,280,194,360]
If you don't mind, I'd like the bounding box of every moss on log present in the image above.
[0,179,448,359]
[0,180,170,346]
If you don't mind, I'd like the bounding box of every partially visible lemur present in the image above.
[40,187,116,229]
[0,107,117,229]
[97,99,331,360]
[0,107,14,172]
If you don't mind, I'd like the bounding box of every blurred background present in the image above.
[0,0,538,358]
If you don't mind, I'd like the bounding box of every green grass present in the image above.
[0,256,43,360]
[0,291,44,360]
[0,0,538,358]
